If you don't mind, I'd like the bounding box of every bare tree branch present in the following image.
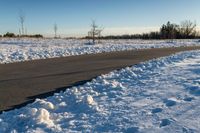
[179,20,196,38]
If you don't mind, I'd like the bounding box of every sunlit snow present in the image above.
[0,38,199,64]
[1,49,200,132]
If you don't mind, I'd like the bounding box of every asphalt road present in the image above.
[0,46,200,113]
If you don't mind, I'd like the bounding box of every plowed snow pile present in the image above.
[0,38,200,64]
[1,50,200,132]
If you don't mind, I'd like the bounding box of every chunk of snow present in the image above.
[34,99,54,110]
[59,102,67,107]
[86,95,94,105]
[35,108,54,127]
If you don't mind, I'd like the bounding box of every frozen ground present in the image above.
[1,50,200,132]
[0,38,200,64]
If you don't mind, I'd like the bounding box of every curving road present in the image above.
[0,46,200,113]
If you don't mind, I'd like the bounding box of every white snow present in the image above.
[35,108,54,127]
[34,99,55,110]
[0,38,200,64]
[1,49,200,132]
[86,95,95,105]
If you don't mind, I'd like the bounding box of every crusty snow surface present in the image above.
[1,50,200,133]
[0,38,200,64]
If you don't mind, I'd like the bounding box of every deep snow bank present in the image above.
[1,50,200,132]
[0,38,199,64]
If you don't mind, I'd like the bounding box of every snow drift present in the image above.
[1,50,200,132]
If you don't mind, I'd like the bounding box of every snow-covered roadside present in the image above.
[0,38,200,64]
[1,50,200,132]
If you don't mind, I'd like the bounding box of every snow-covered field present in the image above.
[0,38,200,64]
[1,50,200,132]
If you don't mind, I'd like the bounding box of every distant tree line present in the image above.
[93,20,199,40]
[160,20,197,39]
[0,32,43,38]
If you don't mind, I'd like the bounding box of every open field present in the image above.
[0,38,200,64]
[1,0,200,132]
[1,39,200,132]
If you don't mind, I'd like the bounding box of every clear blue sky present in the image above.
[0,0,199,37]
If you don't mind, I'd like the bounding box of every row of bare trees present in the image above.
[18,11,56,38]
[1,11,198,41]
[53,20,104,43]
[96,20,199,40]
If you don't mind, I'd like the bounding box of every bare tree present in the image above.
[19,28,21,36]
[19,11,25,36]
[97,29,104,43]
[91,20,98,44]
[179,20,196,38]
[88,20,103,44]
[54,23,58,38]
[25,28,27,35]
